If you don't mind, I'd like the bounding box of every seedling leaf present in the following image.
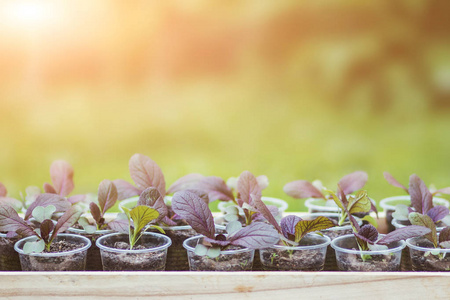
[49,160,75,197]
[23,239,45,254]
[383,172,408,194]
[236,171,261,207]
[98,180,118,215]
[377,225,432,245]
[294,216,335,243]
[112,179,141,200]
[283,180,325,199]
[32,205,56,223]
[50,206,82,242]
[167,173,205,195]
[0,204,36,237]
[129,206,159,234]
[409,174,432,215]
[228,222,279,249]
[195,176,234,202]
[171,191,215,238]
[137,187,168,222]
[409,212,438,247]
[338,171,368,195]
[280,215,302,239]
[129,154,166,199]
[25,193,70,220]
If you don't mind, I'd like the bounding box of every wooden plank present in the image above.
[0,271,448,299]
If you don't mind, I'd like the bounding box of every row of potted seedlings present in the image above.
[0,154,450,272]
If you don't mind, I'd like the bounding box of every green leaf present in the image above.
[148,224,165,234]
[294,216,335,243]
[78,217,97,234]
[32,205,56,223]
[347,191,371,215]
[409,212,438,247]
[194,244,208,256]
[392,204,410,221]
[23,239,45,254]
[130,206,159,234]
[361,215,378,228]
[206,247,221,258]
[326,190,344,210]
[226,221,242,235]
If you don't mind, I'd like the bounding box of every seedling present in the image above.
[391,174,450,226]
[408,212,450,251]
[0,182,23,212]
[0,195,81,253]
[384,172,450,196]
[279,214,335,246]
[172,190,279,258]
[77,180,120,233]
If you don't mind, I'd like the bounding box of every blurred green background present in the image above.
[1,1,449,211]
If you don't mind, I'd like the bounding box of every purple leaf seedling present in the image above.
[391,174,450,226]
[172,190,279,258]
[408,212,450,252]
[279,215,335,246]
[0,196,81,254]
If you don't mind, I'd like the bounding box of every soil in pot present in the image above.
[14,234,91,271]
[407,237,450,271]
[0,234,21,270]
[259,234,330,271]
[183,235,254,271]
[331,234,404,271]
[96,232,171,271]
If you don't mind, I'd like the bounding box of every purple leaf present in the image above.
[171,191,215,239]
[281,215,302,238]
[228,222,279,249]
[137,187,168,222]
[166,173,205,195]
[377,225,432,245]
[236,171,261,207]
[161,216,177,226]
[40,219,54,243]
[0,205,36,237]
[90,202,101,223]
[49,160,75,197]
[195,176,234,202]
[50,206,82,242]
[251,194,283,233]
[383,172,409,194]
[113,179,141,201]
[98,180,118,215]
[409,174,432,214]
[433,187,450,196]
[426,206,449,223]
[43,183,57,194]
[283,180,325,199]
[252,205,279,221]
[439,227,450,244]
[67,194,86,204]
[338,171,368,195]
[354,224,378,244]
[25,193,70,220]
[129,154,166,199]
[108,217,129,233]
[185,189,209,205]
[203,236,231,247]
[0,183,6,197]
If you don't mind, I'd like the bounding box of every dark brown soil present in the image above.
[260,247,326,271]
[336,251,400,271]
[322,227,353,271]
[187,247,254,271]
[0,235,21,271]
[157,227,197,271]
[100,236,168,271]
[409,239,450,271]
[18,239,88,271]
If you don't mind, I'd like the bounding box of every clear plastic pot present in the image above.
[406,236,450,271]
[96,232,171,271]
[14,233,91,271]
[331,234,405,271]
[259,234,330,271]
[183,235,255,271]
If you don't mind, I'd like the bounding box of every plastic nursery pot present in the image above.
[331,234,405,271]
[183,235,255,271]
[96,232,171,271]
[67,227,114,271]
[302,213,362,271]
[259,233,331,271]
[406,236,450,271]
[0,233,21,271]
[14,233,91,271]
[380,196,449,233]
[304,198,339,214]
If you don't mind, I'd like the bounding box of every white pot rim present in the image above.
[330,234,406,255]
[96,232,172,253]
[14,233,91,257]
[183,235,255,255]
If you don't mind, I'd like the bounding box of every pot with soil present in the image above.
[96,232,171,271]
[67,227,113,271]
[183,235,255,271]
[303,213,362,271]
[259,233,331,271]
[331,234,405,271]
[14,233,91,271]
[406,236,450,271]
[380,196,449,233]
[0,233,21,270]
